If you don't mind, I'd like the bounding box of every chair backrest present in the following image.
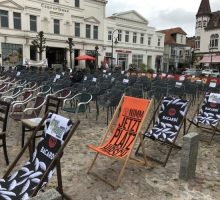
[152,97,189,142]
[198,92,220,126]
[45,96,60,114]
[97,96,150,157]
[60,88,71,98]
[4,113,78,199]
[33,96,46,116]
[0,100,10,132]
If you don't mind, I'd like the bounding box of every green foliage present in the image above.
[31,31,46,60]
[140,63,147,72]
[146,68,155,74]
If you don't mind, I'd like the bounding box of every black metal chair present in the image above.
[0,100,10,165]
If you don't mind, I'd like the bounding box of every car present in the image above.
[182,68,202,76]
[202,69,220,77]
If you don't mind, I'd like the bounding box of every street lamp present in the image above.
[94,45,99,69]
[208,44,218,68]
[111,29,119,72]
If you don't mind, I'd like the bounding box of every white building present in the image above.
[0,0,106,68]
[0,0,164,71]
[195,0,220,67]
[158,27,192,73]
[104,11,164,71]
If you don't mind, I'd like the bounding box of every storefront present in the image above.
[1,43,23,66]
[46,47,65,68]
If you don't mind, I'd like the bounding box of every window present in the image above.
[148,37,151,45]
[118,30,122,42]
[140,33,144,44]
[108,31,112,41]
[195,36,200,49]
[157,38,161,46]
[75,0,80,7]
[125,31,129,42]
[93,25,98,39]
[75,22,80,37]
[0,10,8,28]
[133,32,137,43]
[54,0,59,3]
[54,19,60,34]
[171,49,176,55]
[203,20,207,27]
[198,21,201,28]
[2,43,23,66]
[180,35,183,43]
[13,12,21,30]
[132,54,143,67]
[210,34,219,48]
[86,24,91,38]
[30,15,37,31]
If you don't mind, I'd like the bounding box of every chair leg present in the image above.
[2,134,9,165]
[21,123,25,148]
[209,128,217,145]
[56,161,64,196]
[163,146,174,167]
[87,152,100,174]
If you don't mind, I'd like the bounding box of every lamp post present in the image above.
[94,45,99,69]
[208,45,217,68]
[111,29,118,72]
[66,38,74,70]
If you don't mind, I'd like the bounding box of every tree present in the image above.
[66,38,75,70]
[31,31,46,60]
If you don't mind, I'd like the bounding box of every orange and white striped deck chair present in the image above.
[87,95,152,189]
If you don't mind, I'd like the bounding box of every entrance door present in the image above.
[118,54,128,70]
[46,47,65,68]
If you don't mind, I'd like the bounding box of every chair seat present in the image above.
[195,114,219,126]
[0,159,50,199]
[63,106,86,113]
[145,126,178,143]
[10,113,37,121]
[21,118,43,129]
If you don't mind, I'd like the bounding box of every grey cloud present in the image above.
[149,8,196,36]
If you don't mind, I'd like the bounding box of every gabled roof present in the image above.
[206,11,220,30]
[0,0,23,10]
[84,16,100,24]
[108,10,148,24]
[196,0,211,17]
[158,27,187,45]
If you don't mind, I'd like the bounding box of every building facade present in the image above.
[0,0,106,68]
[194,0,220,67]
[0,0,163,71]
[104,11,164,71]
[159,27,192,73]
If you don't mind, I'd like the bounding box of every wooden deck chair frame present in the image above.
[2,112,80,199]
[186,92,220,144]
[135,96,190,167]
[87,95,152,189]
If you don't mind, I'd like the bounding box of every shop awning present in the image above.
[199,55,220,63]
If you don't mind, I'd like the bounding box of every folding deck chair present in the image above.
[87,95,152,189]
[0,112,80,199]
[186,92,220,144]
[135,96,190,167]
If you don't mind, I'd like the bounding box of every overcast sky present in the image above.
[106,0,220,37]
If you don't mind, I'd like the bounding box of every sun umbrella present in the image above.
[75,55,95,61]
